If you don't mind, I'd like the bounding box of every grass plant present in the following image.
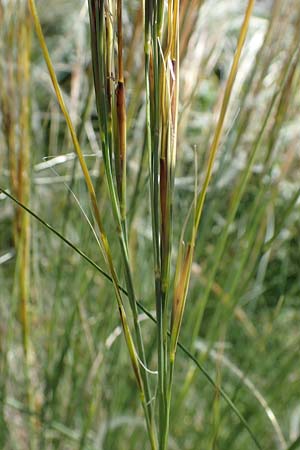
[0,1,300,449]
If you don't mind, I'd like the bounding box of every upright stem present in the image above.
[88,2,157,446]
[116,0,127,221]
[17,4,33,447]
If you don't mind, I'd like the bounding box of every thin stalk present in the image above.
[168,1,256,448]
[193,0,256,236]
[150,5,165,446]
[145,0,180,446]
[177,39,300,418]
[190,43,300,345]
[116,0,127,221]
[105,0,114,169]
[16,6,34,447]
[160,1,180,447]
[47,80,94,388]
[88,4,157,445]
[228,0,281,158]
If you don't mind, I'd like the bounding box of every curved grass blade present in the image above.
[194,340,286,449]
[1,187,263,450]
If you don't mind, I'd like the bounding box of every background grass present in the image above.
[1,0,300,449]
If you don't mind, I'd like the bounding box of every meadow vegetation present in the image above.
[0,0,300,449]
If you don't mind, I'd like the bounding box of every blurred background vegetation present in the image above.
[0,0,300,449]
